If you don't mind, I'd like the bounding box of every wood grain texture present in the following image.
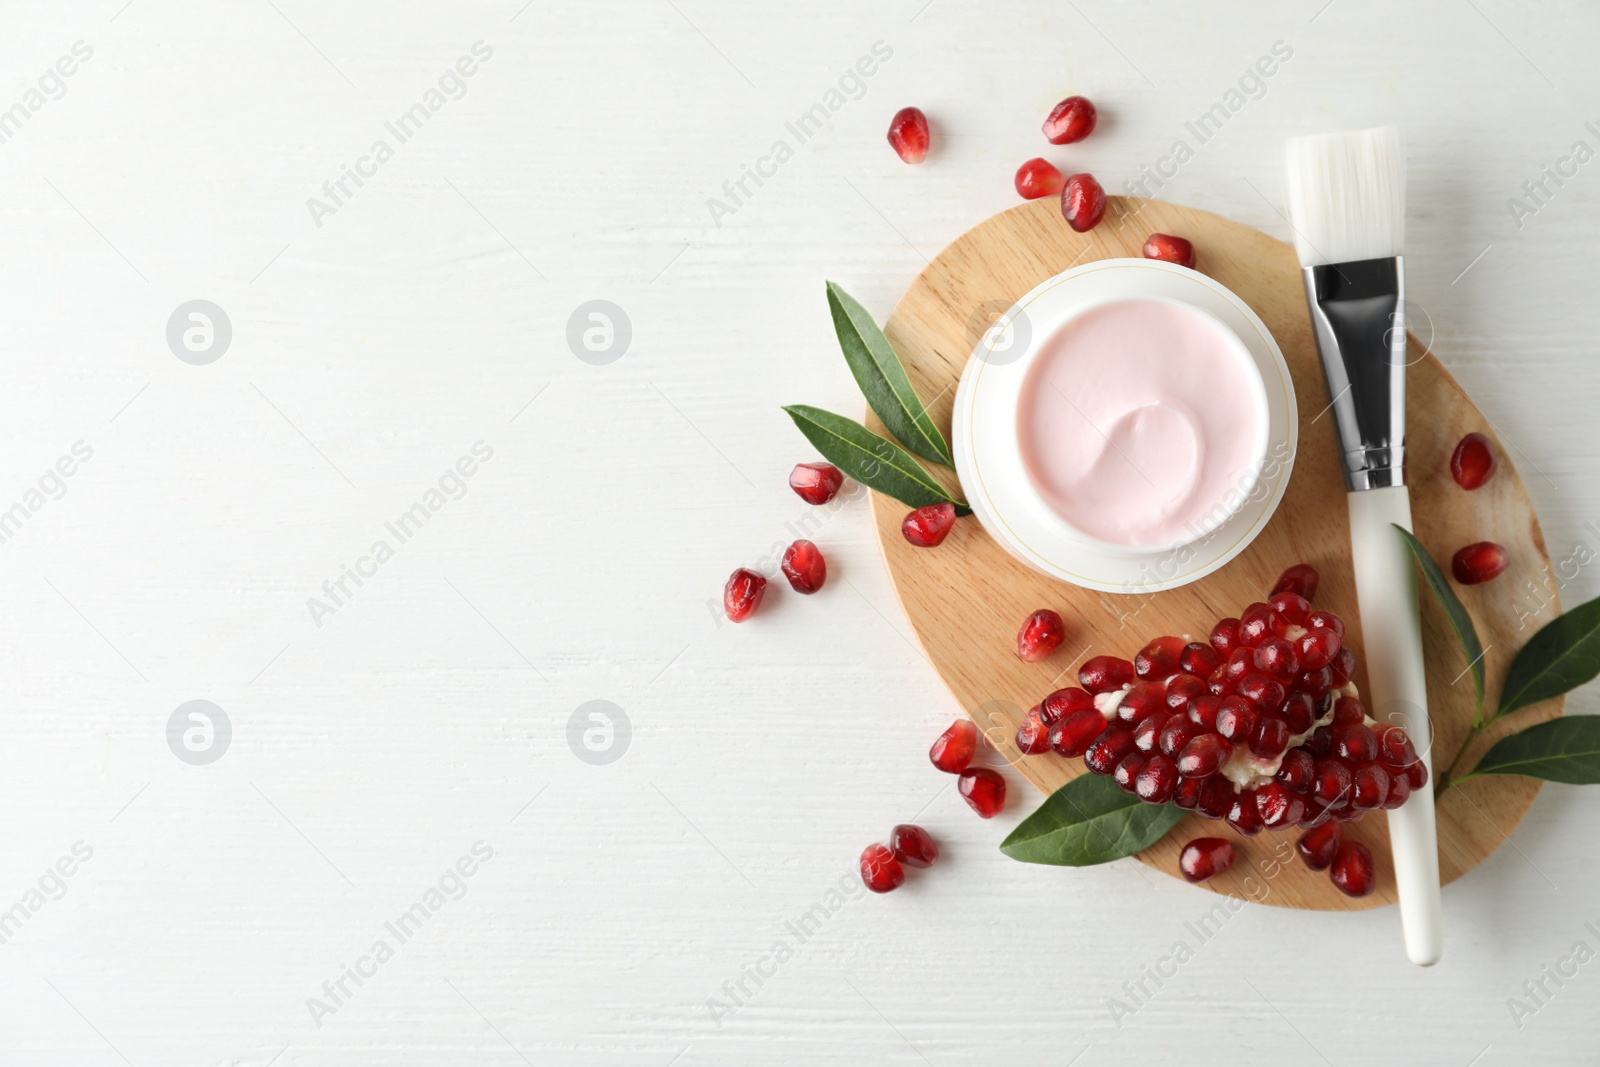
[868,196,1564,910]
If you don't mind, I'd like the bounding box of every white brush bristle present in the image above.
[1284,125,1406,266]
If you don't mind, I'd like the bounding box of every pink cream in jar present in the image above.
[1016,297,1267,549]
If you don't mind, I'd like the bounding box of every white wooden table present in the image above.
[2,1,1598,1063]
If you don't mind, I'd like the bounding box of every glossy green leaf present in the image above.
[1396,525,1486,721]
[1000,773,1186,867]
[782,405,967,513]
[1466,716,1600,784]
[1496,594,1600,720]
[826,281,953,467]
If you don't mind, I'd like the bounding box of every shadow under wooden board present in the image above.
[868,196,1564,911]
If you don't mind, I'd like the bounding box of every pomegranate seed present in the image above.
[1237,674,1286,713]
[1135,754,1179,803]
[1281,690,1316,733]
[1307,610,1345,639]
[1209,618,1243,656]
[1216,697,1257,743]
[889,824,939,868]
[1085,725,1136,775]
[1239,602,1287,645]
[1329,647,1357,686]
[1299,800,1332,829]
[1382,773,1412,810]
[781,540,826,594]
[1159,713,1200,758]
[1332,696,1366,727]
[1296,627,1341,671]
[1450,432,1497,490]
[1453,541,1509,584]
[1376,724,1419,770]
[723,568,767,623]
[1196,776,1234,820]
[1305,725,1334,758]
[789,462,843,505]
[1079,655,1135,695]
[1142,233,1195,268]
[1227,791,1264,836]
[1050,709,1105,757]
[1186,693,1221,730]
[929,719,978,773]
[1330,840,1376,897]
[1174,777,1204,810]
[1206,666,1229,698]
[1133,713,1166,754]
[1117,681,1168,724]
[1256,782,1305,829]
[902,503,956,547]
[1017,609,1066,662]
[1271,563,1320,601]
[1042,96,1096,144]
[958,767,1006,817]
[1015,707,1051,755]
[1014,157,1064,199]
[1223,648,1253,686]
[1250,718,1291,760]
[1060,173,1107,232]
[1165,673,1207,712]
[1135,635,1185,679]
[1313,759,1353,807]
[886,106,930,163]
[1351,764,1390,810]
[1276,748,1315,793]
[1254,637,1300,679]
[1267,591,1311,626]
[1113,753,1145,793]
[1403,760,1429,791]
[1180,642,1219,676]
[1179,837,1235,882]
[1336,723,1379,764]
[1040,687,1094,725]
[860,843,905,893]
[1296,822,1341,870]
[1177,733,1231,777]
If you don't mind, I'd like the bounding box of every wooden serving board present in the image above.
[871,197,1564,911]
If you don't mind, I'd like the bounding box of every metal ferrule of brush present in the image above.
[1301,255,1408,492]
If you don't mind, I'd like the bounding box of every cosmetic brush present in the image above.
[1284,125,1443,966]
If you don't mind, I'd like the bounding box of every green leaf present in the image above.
[826,281,953,467]
[1466,716,1600,784]
[999,773,1186,866]
[782,405,968,513]
[1396,526,1486,722]
[1496,594,1600,720]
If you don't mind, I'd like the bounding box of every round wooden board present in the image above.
[871,197,1564,911]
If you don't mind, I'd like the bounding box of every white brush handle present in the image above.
[1347,486,1442,965]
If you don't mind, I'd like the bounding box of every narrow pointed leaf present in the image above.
[826,281,952,467]
[782,405,967,513]
[1467,716,1600,784]
[1396,526,1485,719]
[1000,774,1186,866]
[1496,593,1600,719]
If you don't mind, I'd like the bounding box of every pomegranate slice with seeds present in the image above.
[889,824,939,868]
[1142,233,1195,268]
[1060,173,1107,232]
[1014,157,1065,199]
[789,462,843,504]
[886,107,930,163]
[1042,95,1097,144]
[958,767,1007,818]
[1330,840,1376,897]
[929,719,978,774]
[723,568,767,623]
[902,503,956,547]
[860,843,905,893]
[1450,432,1497,490]
[781,540,826,594]
[1452,541,1509,584]
[1178,837,1235,883]
[1017,609,1066,662]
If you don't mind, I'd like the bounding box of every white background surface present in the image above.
[2,0,1599,1063]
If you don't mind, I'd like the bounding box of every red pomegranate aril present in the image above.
[1332,696,1365,726]
[1041,686,1094,725]
[1135,635,1185,679]
[1301,666,1335,697]
[1451,432,1498,490]
[1237,674,1286,713]
[1142,233,1195,268]
[1256,782,1305,829]
[1042,95,1096,143]
[1250,717,1291,760]
[1267,593,1310,628]
[1180,642,1219,676]
[1336,723,1379,764]
[1060,173,1107,232]
[1177,732,1232,777]
[929,719,979,773]
[1175,776,1205,810]
[1113,753,1146,793]
[1014,157,1065,199]
[887,106,930,163]
[958,767,1007,817]
[1216,696,1257,744]
[1382,773,1412,810]
[1453,541,1510,584]
[1165,673,1207,711]
[1351,764,1390,810]
[1196,776,1234,820]
[1050,709,1106,757]
[1135,754,1179,803]
[1330,840,1376,897]
[1281,690,1316,734]
[1376,724,1419,770]
[1296,822,1341,870]
[1015,707,1051,755]
[1312,759,1353,807]
[1227,792,1265,836]
[1403,760,1429,791]
[860,843,905,893]
[1118,681,1168,724]
[1254,637,1300,679]
[789,462,843,505]
[1080,655,1135,695]
[1179,837,1235,883]
[889,824,939,868]
[1017,609,1066,662]
[1187,693,1221,731]
[723,568,767,623]
[1276,748,1315,793]
[1296,628,1341,671]
[1224,647,1254,685]
[1271,563,1320,601]
[1210,617,1243,656]
[1307,610,1345,639]
[1329,647,1357,686]
[1299,799,1332,828]
[1133,713,1166,754]
[1240,602,1287,645]
[1159,713,1201,758]
[781,540,827,594]
[902,503,956,547]
[1085,725,1136,775]
[1206,666,1229,698]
